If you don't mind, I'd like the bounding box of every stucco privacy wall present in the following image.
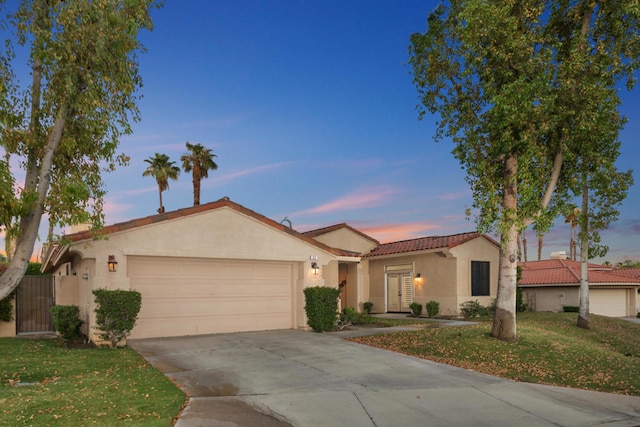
[55,205,341,342]
[0,301,15,337]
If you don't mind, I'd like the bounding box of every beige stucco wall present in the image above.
[62,207,342,341]
[522,287,578,313]
[54,275,79,306]
[450,237,499,310]
[368,251,459,315]
[312,228,377,254]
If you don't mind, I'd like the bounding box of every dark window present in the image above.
[471,261,490,296]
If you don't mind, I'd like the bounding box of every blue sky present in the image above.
[13,1,640,263]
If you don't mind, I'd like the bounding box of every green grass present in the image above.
[351,312,640,395]
[354,315,429,327]
[0,338,186,426]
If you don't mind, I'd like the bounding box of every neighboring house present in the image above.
[3,198,500,341]
[518,258,640,317]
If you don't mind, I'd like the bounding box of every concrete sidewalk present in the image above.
[130,329,640,427]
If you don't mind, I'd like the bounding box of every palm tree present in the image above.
[564,206,581,261]
[181,142,218,206]
[142,153,180,213]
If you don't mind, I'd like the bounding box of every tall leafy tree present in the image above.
[142,153,180,214]
[180,142,218,206]
[0,0,160,301]
[409,1,639,341]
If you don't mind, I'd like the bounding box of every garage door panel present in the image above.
[590,289,626,317]
[138,296,291,317]
[128,256,294,338]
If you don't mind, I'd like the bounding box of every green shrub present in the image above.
[93,289,142,347]
[459,300,486,319]
[340,306,358,323]
[425,300,440,318]
[303,286,341,332]
[562,305,579,313]
[50,305,82,340]
[0,291,15,322]
[363,301,374,315]
[637,310,640,319]
[409,302,422,317]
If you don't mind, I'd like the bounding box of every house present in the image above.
[518,259,640,317]
[4,198,500,341]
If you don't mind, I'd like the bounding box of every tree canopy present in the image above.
[409,0,639,341]
[0,0,161,300]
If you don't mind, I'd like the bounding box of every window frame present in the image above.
[471,260,490,296]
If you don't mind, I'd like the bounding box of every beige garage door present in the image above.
[590,289,627,317]
[128,256,294,339]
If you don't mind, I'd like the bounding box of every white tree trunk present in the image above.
[0,106,68,300]
[578,180,590,329]
[492,154,518,341]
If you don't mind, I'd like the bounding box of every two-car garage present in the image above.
[128,256,296,339]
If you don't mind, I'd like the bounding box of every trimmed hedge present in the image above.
[303,286,341,332]
[409,302,423,317]
[93,289,142,347]
[426,300,440,318]
[562,305,580,313]
[50,305,82,340]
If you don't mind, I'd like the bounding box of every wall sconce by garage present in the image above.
[108,255,118,272]
[311,262,319,275]
[414,273,423,285]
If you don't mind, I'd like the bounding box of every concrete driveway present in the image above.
[130,329,640,427]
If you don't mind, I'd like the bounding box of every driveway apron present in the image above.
[130,329,640,427]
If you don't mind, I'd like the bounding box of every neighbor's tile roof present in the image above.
[519,259,640,287]
[611,268,640,279]
[302,223,379,245]
[363,232,496,258]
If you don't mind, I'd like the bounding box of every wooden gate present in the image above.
[16,275,54,334]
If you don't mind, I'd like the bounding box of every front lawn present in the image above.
[351,312,640,395]
[0,338,186,426]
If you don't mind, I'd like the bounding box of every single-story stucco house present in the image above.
[518,258,640,317]
[5,198,502,341]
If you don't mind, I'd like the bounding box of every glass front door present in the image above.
[387,272,413,312]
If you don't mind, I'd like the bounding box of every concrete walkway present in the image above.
[130,328,640,427]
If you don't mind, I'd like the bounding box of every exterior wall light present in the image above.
[108,255,118,272]
[311,262,319,275]
[414,273,423,285]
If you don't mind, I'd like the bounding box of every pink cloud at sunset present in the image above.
[211,162,296,186]
[358,221,443,243]
[292,187,399,217]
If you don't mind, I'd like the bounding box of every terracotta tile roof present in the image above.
[612,268,640,279]
[42,198,358,270]
[302,223,379,245]
[519,259,640,287]
[363,232,496,258]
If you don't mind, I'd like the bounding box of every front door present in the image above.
[387,272,413,312]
